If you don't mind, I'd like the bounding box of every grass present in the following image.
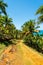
[0,43,5,56]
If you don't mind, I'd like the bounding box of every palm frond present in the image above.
[36,5,43,15]
[0,0,8,15]
[38,15,43,22]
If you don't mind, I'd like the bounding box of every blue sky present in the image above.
[4,0,43,30]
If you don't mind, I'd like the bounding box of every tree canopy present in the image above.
[36,5,43,23]
[0,0,8,15]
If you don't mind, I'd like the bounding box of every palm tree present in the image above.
[0,15,16,42]
[22,20,39,36]
[3,16,16,40]
[0,0,8,15]
[36,5,43,23]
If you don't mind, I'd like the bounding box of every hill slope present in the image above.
[0,40,43,65]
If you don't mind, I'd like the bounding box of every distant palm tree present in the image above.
[22,20,39,35]
[36,5,43,23]
[0,0,8,15]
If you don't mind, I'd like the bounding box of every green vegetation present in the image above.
[0,0,8,15]
[22,6,43,54]
[36,5,43,23]
[0,42,5,56]
[0,0,43,54]
[0,0,16,46]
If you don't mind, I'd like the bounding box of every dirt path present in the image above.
[0,40,43,65]
[17,40,43,65]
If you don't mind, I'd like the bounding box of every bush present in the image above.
[23,33,43,53]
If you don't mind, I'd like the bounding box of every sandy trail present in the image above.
[0,40,43,65]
